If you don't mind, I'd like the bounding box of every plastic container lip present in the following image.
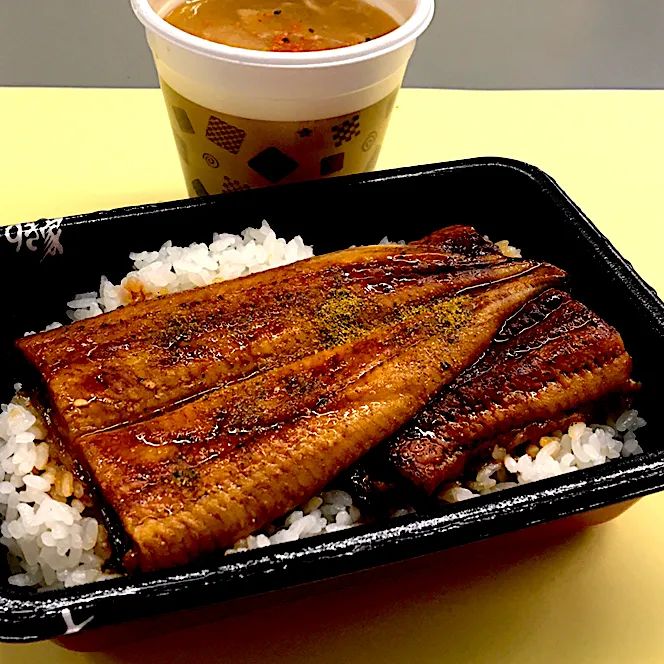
[130,0,435,68]
[1,157,664,644]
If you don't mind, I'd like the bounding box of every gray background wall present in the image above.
[1,0,663,89]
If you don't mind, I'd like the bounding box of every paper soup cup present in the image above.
[131,0,435,195]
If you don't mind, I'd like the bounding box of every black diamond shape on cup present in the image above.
[173,106,195,134]
[320,152,345,176]
[191,179,209,197]
[248,147,299,184]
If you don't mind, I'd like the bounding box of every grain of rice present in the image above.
[441,415,646,504]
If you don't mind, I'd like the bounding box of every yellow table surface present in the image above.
[1,87,664,663]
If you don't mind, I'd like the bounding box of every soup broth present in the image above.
[163,0,400,52]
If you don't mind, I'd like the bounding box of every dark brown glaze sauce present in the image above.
[16,227,526,447]
[386,289,637,494]
[75,261,564,571]
[18,224,639,574]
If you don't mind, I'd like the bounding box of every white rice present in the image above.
[226,490,363,555]
[63,221,313,322]
[493,239,521,258]
[0,399,112,588]
[440,414,645,503]
[0,225,645,588]
[4,222,313,589]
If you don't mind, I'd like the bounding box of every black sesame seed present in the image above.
[274,9,281,14]
[282,37,290,43]
[365,37,372,42]
[308,28,314,33]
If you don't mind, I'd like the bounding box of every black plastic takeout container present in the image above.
[1,157,664,644]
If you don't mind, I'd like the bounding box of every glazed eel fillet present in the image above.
[16,226,565,571]
[348,289,637,506]
[17,225,510,447]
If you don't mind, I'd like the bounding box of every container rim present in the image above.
[130,0,435,68]
[1,157,664,644]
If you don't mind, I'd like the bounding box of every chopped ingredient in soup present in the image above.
[163,0,400,52]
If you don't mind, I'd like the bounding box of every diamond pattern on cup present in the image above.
[320,153,345,176]
[248,147,299,184]
[173,107,195,134]
[331,115,361,148]
[191,179,209,197]
[206,116,247,155]
[222,176,251,194]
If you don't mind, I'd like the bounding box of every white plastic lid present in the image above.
[131,0,435,120]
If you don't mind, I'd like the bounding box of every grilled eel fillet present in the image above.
[16,226,510,447]
[67,262,563,571]
[379,288,637,495]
